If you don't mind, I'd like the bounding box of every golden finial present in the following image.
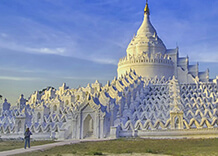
[144,0,150,15]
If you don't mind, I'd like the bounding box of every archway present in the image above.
[18,120,21,132]
[37,112,41,123]
[53,105,57,112]
[65,100,69,106]
[175,117,179,129]
[77,95,80,101]
[83,114,94,138]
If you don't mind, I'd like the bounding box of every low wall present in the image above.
[0,132,52,140]
[119,128,218,139]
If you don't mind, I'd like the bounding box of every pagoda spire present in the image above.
[144,0,150,15]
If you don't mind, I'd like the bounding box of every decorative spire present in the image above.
[144,0,150,15]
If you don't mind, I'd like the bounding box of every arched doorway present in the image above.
[18,120,21,132]
[83,114,94,138]
[37,112,41,123]
[65,100,69,106]
[175,117,179,129]
[53,105,57,113]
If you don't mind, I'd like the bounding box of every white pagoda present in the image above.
[0,1,218,140]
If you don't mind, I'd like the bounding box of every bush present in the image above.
[86,151,103,155]
[146,149,153,153]
[93,151,103,155]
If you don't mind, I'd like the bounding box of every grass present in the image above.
[0,140,55,152]
[12,138,218,156]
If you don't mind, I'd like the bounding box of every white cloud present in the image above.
[0,40,67,56]
[63,76,99,80]
[63,76,110,81]
[0,67,50,74]
[27,47,66,55]
[0,33,8,38]
[90,58,118,65]
[0,76,43,81]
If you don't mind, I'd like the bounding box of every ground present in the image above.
[7,138,218,156]
[0,140,54,152]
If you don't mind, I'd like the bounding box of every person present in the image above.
[24,128,32,149]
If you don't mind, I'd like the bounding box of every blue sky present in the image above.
[0,0,218,104]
